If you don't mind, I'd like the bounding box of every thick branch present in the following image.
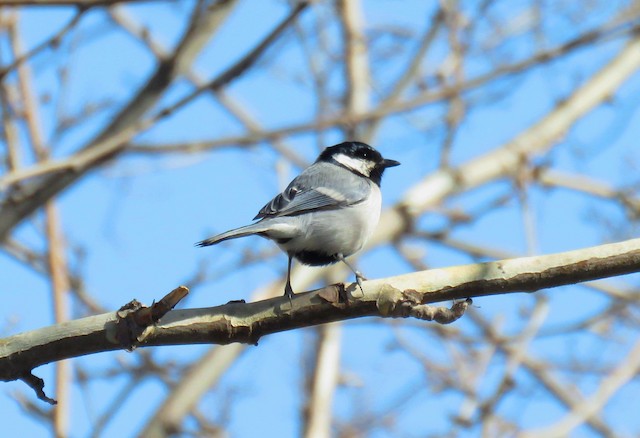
[1,238,639,385]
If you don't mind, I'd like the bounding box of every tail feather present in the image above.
[196,223,268,247]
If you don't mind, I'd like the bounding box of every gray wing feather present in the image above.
[254,162,368,219]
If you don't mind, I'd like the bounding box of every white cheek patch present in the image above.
[333,153,376,176]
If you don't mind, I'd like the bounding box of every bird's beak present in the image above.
[382,158,401,168]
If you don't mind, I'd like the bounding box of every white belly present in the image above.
[274,184,382,258]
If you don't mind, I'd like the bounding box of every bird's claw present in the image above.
[284,283,294,307]
[354,271,366,295]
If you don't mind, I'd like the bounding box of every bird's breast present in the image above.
[277,184,382,264]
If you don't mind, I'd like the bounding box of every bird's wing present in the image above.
[254,164,367,219]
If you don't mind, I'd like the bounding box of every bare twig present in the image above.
[19,373,57,406]
[303,323,342,438]
[10,12,71,436]
[2,238,640,398]
[0,1,311,238]
[0,10,84,80]
[519,340,640,438]
[0,0,242,235]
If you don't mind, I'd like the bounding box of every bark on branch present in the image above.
[2,237,639,402]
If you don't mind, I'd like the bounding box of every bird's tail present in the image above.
[195,222,270,247]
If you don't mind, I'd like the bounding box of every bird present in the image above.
[196,141,400,299]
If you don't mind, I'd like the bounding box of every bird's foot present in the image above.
[336,254,367,296]
[354,271,367,296]
[284,282,294,307]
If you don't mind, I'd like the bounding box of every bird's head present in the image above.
[317,141,400,186]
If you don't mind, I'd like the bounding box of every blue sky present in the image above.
[2,1,640,437]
